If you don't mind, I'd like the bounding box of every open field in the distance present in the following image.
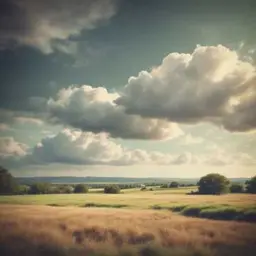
[0,204,256,256]
[1,188,256,222]
[0,188,255,209]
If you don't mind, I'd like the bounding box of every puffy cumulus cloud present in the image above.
[15,129,224,166]
[0,137,28,157]
[0,0,117,54]
[23,129,176,166]
[116,45,256,133]
[1,129,255,167]
[46,85,184,140]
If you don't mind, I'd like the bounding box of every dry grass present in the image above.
[0,205,256,256]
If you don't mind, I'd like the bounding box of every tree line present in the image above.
[0,166,255,195]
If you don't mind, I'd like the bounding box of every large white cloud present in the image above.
[2,129,254,168]
[46,85,184,140]
[0,0,117,54]
[23,129,175,166]
[116,45,256,132]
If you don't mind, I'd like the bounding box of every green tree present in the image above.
[29,183,51,194]
[245,176,256,194]
[198,173,230,195]
[74,184,88,193]
[169,181,179,188]
[230,183,244,193]
[104,185,120,194]
[0,166,18,195]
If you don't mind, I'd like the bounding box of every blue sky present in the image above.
[0,0,255,177]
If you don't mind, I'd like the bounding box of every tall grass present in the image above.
[0,205,256,256]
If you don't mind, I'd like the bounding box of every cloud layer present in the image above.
[0,0,117,54]
[116,45,256,132]
[1,129,255,167]
[46,85,183,140]
[0,109,44,128]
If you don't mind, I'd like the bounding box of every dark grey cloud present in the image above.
[0,0,118,54]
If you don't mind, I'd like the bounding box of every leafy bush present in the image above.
[245,176,256,194]
[241,209,256,222]
[182,206,205,217]
[199,207,241,221]
[230,183,244,193]
[104,185,120,194]
[171,204,256,223]
[198,173,230,195]
[74,184,88,193]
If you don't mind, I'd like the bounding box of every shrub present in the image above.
[242,209,256,222]
[74,184,88,193]
[245,176,256,194]
[199,207,241,221]
[198,173,230,195]
[182,206,203,217]
[104,185,120,194]
[230,183,244,193]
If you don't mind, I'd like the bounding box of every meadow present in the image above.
[1,187,256,255]
[0,187,255,222]
[0,204,256,256]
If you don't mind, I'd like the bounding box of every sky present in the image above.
[0,0,255,178]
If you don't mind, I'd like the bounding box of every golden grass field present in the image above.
[0,189,256,255]
[0,204,256,256]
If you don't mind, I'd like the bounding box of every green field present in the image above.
[0,187,256,214]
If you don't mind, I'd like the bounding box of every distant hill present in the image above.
[15,176,249,185]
